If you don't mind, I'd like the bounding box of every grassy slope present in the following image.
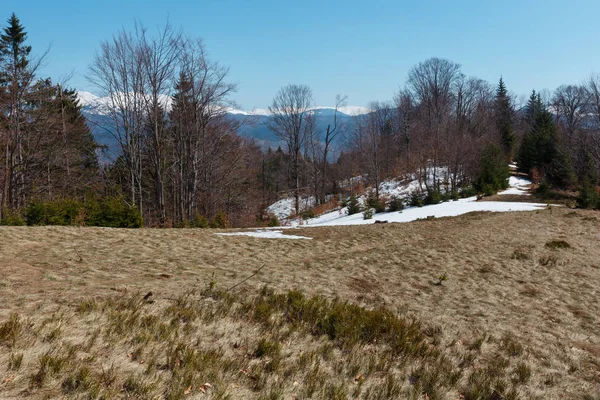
[0,208,599,399]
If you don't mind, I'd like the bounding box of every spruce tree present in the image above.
[0,13,32,86]
[0,13,34,211]
[474,143,510,195]
[495,78,515,159]
[517,93,574,188]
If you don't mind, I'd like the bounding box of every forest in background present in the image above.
[1,13,600,228]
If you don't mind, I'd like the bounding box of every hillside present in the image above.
[1,208,599,399]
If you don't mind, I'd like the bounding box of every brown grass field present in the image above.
[0,207,599,399]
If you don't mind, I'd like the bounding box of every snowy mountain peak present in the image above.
[76,91,371,117]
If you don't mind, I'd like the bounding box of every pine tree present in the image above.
[0,13,32,84]
[523,90,543,127]
[495,78,515,159]
[517,94,574,188]
[0,13,34,211]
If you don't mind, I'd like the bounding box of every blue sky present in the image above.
[8,0,600,109]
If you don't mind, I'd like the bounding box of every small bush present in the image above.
[545,240,571,250]
[254,338,281,359]
[87,197,143,228]
[346,195,361,215]
[190,214,209,228]
[577,180,600,209]
[8,353,23,371]
[301,209,315,220]
[388,197,404,212]
[424,189,443,205]
[460,186,478,198]
[536,179,551,198]
[409,191,423,207]
[24,197,143,228]
[363,209,373,220]
[267,215,280,227]
[0,313,23,347]
[210,210,229,228]
[0,208,25,226]
[366,195,385,213]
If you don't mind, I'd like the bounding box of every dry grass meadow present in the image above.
[0,207,599,399]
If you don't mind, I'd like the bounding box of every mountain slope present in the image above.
[77,91,367,158]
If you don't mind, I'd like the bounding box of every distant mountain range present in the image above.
[77,91,369,159]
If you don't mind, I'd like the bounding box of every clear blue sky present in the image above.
[8,0,600,109]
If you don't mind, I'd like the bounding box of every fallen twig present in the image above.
[227,264,266,292]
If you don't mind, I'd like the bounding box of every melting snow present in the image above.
[298,197,546,227]
[498,176,532,196]
[216,230,312,240]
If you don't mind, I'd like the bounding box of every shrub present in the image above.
[460,186,478,198]
[190,214,209,228]
[210,210,229,229]
[254,338,281,359]
[545,240,571,250]
[366,195,385,213]
[25,202,46,226]
[24,197,142,228]
[25,199,84,226]
[388,197,404,212]
[0,208,25,226]
[87,197,143,228]
[536,179,551,198]
[577,179,600,209]
[267,215,280,227]
[363,209,373,220]
[409,191,423,207]
[301,209,315,220]
[424,189,443,205]
[346,195,361,215]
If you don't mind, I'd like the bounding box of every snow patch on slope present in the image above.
[499,176,532,196]
[216,230,312,240]
[300,197,545,227]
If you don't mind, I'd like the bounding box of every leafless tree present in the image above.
[407,58,461,191]
[552,84,586,139]
[349,101,395,198]
[89,25,147,211]
[138,22,182,224]
[267,84,313,215]
[320,95,347,203]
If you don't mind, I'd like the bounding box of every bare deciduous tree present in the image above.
[267,84,313,215]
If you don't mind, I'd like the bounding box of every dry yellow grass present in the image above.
[0,207,599,399]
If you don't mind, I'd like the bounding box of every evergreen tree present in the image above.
[517,94,574,188]
[523,90,543,127]
[0,13,32,86]
[474,143,510,195]
[495,78,515,159]
[0,13,35,211]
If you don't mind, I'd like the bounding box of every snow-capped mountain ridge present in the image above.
[76,91,371,117]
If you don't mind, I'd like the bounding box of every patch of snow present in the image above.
[267,196,317,220]
[298,197,546,227]
[216,230,312,240]
[499,176,532,196]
